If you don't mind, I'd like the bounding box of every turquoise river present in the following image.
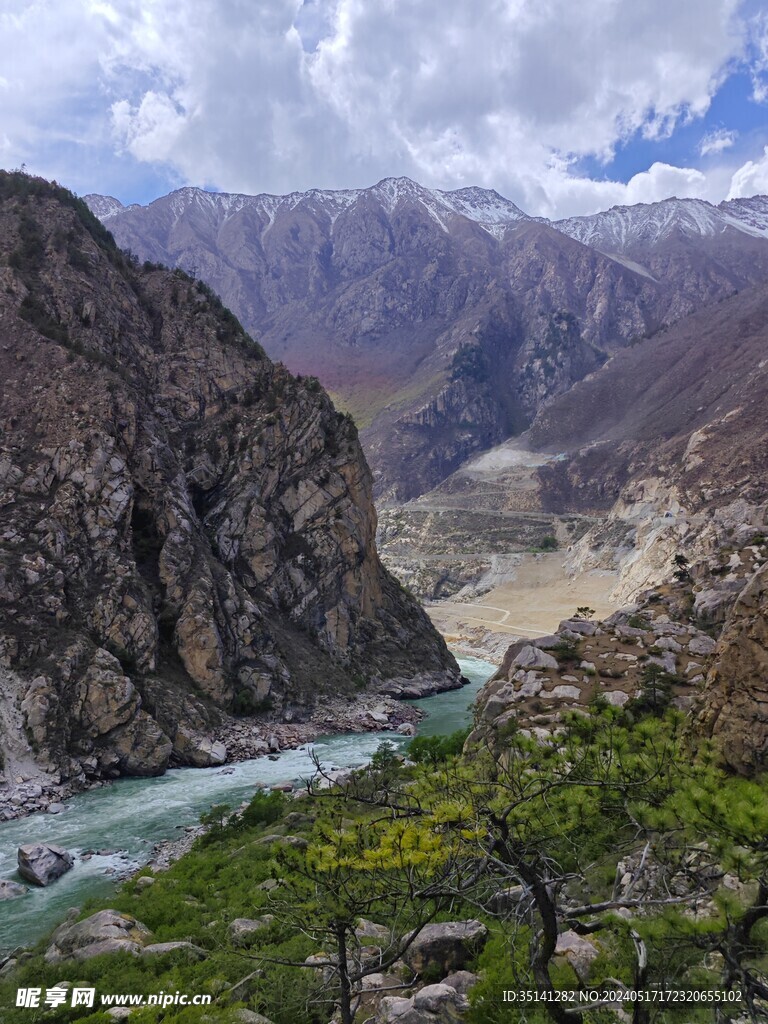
[0,656,496,954]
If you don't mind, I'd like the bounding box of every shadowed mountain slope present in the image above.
[528,281,768,514]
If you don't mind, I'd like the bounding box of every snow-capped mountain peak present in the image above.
[85,182,768,252]
[82,194,125,221]
[718,195,768,239]
[95,179,529,240]
[553,197,730,251]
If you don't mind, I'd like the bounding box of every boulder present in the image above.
[688,634,716,657]
[546,685,581,700]
[602,690,630,708]
[490,885,526,913]
[441,970,478,995]
[228,1012,274,1024]
[693,582,743,625]
[414,983,469,1014]
[512,646,559,671]
[108,710,173,777]
[558,618,598,636]
[654,637,682,653]
[402,920,488,975]
[45,909,151,962]
[377,997,414,1023]
[254,834,308,849]
[554,929,600,984]
[647,652,677,674]
[361,973,387,991]
[355,918,392,943]
[173,727,227,767]
[17,843,74,886]
[376,982,469,1023]
[513,675,544,698]
[228,915,275,945]
[141,941,206,959]
[0,879,28,899]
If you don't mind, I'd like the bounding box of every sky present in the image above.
[2,0,768,219]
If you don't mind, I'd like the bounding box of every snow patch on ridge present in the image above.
[555,198,727,250]
[85,186,768,249]
[89,179,528,240]
[82,195,126,220]
[555,195,768,250]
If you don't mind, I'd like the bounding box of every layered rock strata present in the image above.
[692,562,768,774]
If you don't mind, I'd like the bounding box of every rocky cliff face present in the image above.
[85,181,768,500]
[0,173,457,795]
[692,562,768,774]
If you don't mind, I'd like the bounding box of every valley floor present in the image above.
[425,552,618,656]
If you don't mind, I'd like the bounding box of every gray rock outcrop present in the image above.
[141,941,206,959]
[473,606,716,740]
[45,909,152,962]
[693,563,768,773]
[402,920,488,975]
[228,915,275,945]
[377,982,470,1023]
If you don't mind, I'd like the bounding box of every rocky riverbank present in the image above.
[0,681,448,822]
[211,689,428,764]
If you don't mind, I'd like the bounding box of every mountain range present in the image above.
[85,179,768,500]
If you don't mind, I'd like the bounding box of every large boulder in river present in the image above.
[0,879,28,899]
[17,843,74,886]
[45,909,152,962]
[173,727,227,767]
[402,920,488,975]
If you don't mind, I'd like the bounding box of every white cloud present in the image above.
[0,0,762,216]
[520,162,714,220]
[699,127,738,156]
[0,1,113,154]
[728,145,768,197]
[305,0,742,209]
[112,92,186,163]
[748,11,768,103]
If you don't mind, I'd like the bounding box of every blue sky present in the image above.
[1,0,768,218]
[576,71,768,183]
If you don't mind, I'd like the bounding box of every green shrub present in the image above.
[407,727,470,765]
[239,790,286,829]
[548,640,580,662]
